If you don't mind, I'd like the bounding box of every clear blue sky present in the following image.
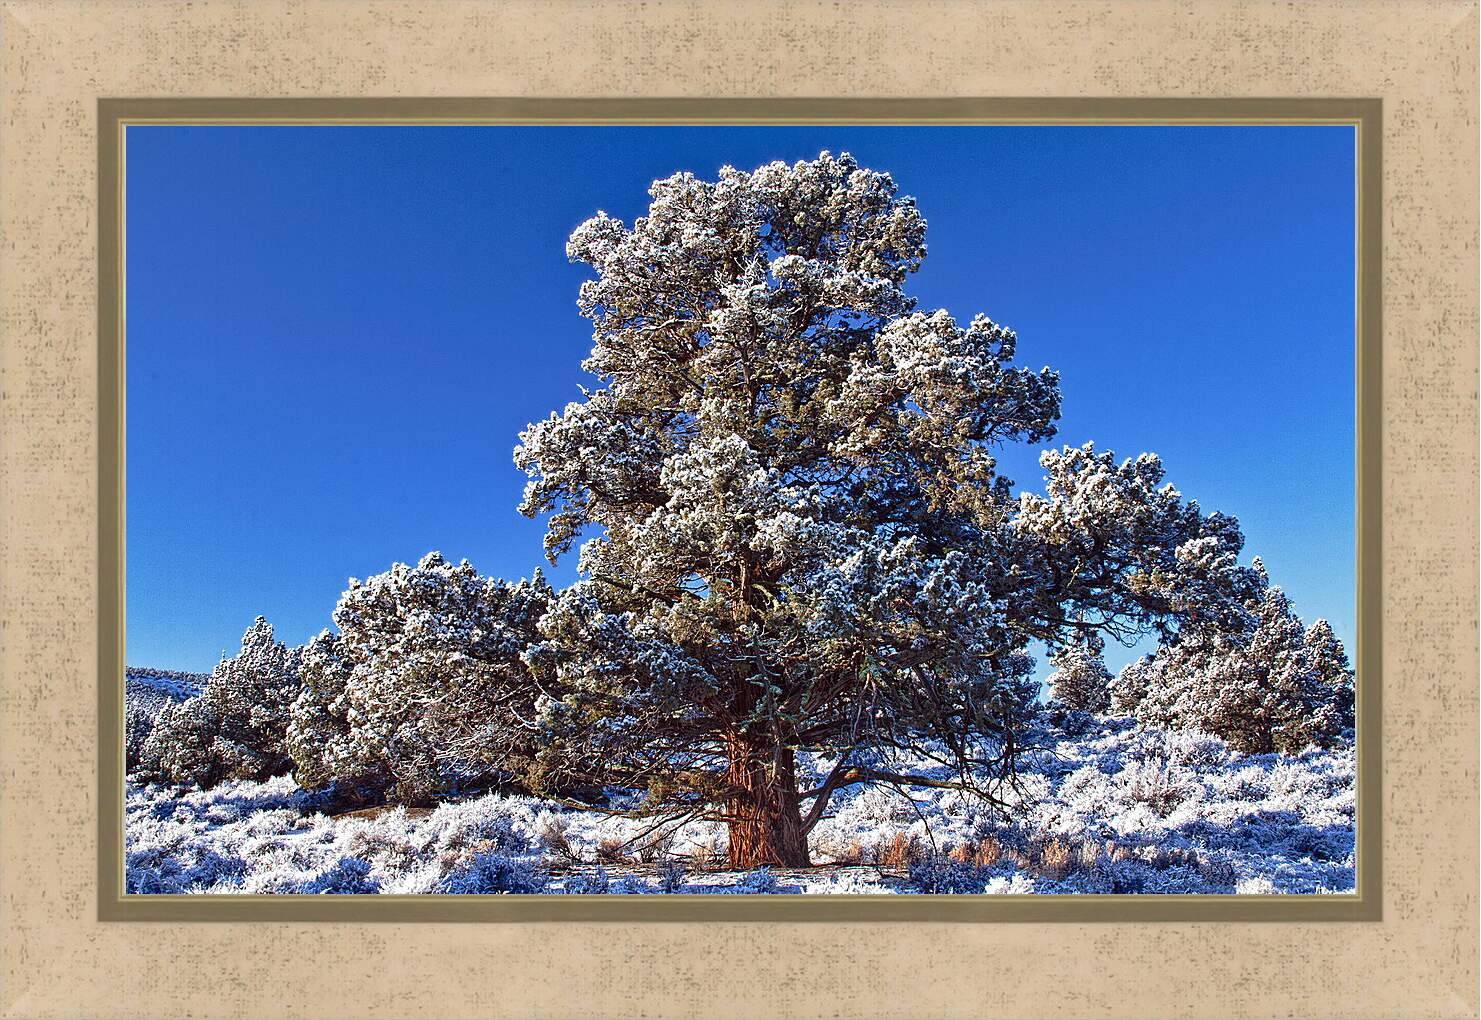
[125,125,1355,674]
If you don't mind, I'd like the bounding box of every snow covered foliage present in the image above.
[136,618,300,787]
[513,151,1263,868]
[1045,631,1113,713]
[285,553,553,805]
[1110,561,1355,754]
[125,667,207,771]
[123,713,1355,895]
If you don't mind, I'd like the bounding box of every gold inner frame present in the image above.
[97,97,1382,922]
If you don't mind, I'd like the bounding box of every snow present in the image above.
[125,711,1354,895]
[125,667,207,703]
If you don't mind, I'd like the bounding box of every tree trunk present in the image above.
[725,736,811,868]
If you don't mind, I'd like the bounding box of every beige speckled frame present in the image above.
[4,3,1476,1018]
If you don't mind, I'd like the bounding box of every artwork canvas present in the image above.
[121,123,1360,898]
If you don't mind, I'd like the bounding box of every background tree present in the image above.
[515,152,1261,867]
[1109,559,1355,753]
[124,668,205,773]
[286,552,552,805]
[139,616,300,787]
[1045,629,1113,713]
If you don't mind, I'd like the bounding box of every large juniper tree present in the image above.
[514,153,1261,866]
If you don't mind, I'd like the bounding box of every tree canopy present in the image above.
[512,152,1264,866]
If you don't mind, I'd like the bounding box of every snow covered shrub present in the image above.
[906,853,991,893]
[285,552,553,804]
[1032,836,1077,879]
[949,836,1005,870]
[138,618,300,787]
[242,854,380,895]
[731,867,790,894]
[419,795,534,858]
[436,851,547,894]
[534,812,581,863]
[125,818,249,893]
[658,859,687,893]
[563,867,610,894]
[1118,757,1202,818]
[1110,561,1355,755]
[1045,631,1112,713]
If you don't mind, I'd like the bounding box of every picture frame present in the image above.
[3,3,1475,1018]
[97,95,1384,924]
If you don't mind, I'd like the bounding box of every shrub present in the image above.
[634,831,674,864]
[1119,757,1202,818]
[657,859,687,893]
[1034,836,1076,880]
[535,813,580,863]
[731,867,787,894]
[243,855,380,895]
[906,854,991,894]
[949,836,1003,869]
[285,553,553,804]
[685,834,725,871]
[563,867,610,894]
[436,851,547,894]
[595,836,632,864]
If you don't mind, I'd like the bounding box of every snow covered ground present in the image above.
[124,711,1354,895]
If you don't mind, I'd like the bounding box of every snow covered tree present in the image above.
[1303,618,1356,731]
[284,630,366,795]
[1109,560,1355,754]
[513,152,1262,867]
[1046,629,1113,713]
[139,616,301,787]
[124,669,204,773]
[286,552,553,805]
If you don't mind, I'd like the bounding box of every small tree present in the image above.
[514,152,1261,866]
[1046,630,1113,713]
[124,669,204,773]
[1109,561,1355,754]
[139,617,300,787]
[286,552,552,804]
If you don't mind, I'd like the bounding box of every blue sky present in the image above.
[125,125,1355,674]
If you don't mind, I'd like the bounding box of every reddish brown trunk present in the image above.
[725,737,811,868]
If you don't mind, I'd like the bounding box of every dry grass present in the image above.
[330,803,434,822]
[634,831,673,863]
[685,835,725,871]
[535,815,581,864]
[595,836,632,865]
[874,830,924,869]
[948,835,1003,869]
[1034,837,1076,880]
[439,836,503,871]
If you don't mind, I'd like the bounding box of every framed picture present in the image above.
[100,98,1380,924]
[3,3,1475,1019]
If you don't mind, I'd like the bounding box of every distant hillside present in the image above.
[125,667,210,772]
[125,666,208,705]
